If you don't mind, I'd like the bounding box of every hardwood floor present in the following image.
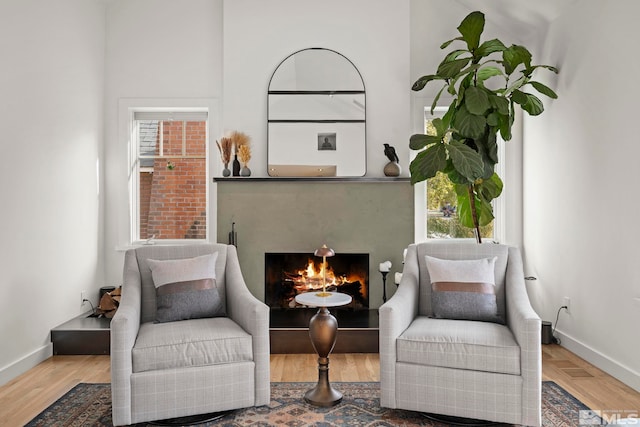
[0,346,638,426]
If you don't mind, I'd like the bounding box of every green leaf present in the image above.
[476,66,503,84]
[442,103,456,130]
[472,133,497,179]
[430,85,447,115]
[409,144,447,183]
[512,90,544,116]
[444,160,468,185]
[476,39,507,57]
[475,197,495,227]
[455,185,475,228]
[486,131,499,164]
[457,11,485,51]
[444,49,470,62]
[478,172,503,202]
[409,133,440,150]
[497,110,513,141]
[464,86,491,115]
[489,94,510,115]
[503,45,532,75]
[453,105,486,138]
[529,81,558,99]
[412,75,444,91]
[526,64,559,74]
[504,75,528,96]
[431,117,447,136]
[440,37,464,49]
[437,57,471,79]
[447,140,485,181]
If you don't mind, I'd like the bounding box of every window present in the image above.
[414,107,504,242]
[131,111,209,242]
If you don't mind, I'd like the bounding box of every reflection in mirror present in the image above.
[268,48,366,177]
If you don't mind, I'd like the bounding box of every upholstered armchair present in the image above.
[110,244,270,426]
[379,241,541,426]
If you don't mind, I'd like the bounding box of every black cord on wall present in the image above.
[552,305,568,344]
[83,298,96,316]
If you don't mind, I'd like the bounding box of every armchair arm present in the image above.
[505,246,542,427]
[379,244,420,408]
[110,249,142,426]
[224,245,270,406]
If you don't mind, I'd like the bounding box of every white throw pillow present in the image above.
[148,253,224,323]
[425,255,503,324]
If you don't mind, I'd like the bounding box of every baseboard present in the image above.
[556,329,640,393]
[0,343,52,387]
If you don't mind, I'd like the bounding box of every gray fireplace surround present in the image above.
[215,179,414,310]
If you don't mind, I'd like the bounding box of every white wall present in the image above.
[222,0,410,178]
[524,0,640,391]
[0,0,106,384]
[103,0,224,284]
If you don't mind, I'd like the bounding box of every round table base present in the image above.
[304,382,343,407]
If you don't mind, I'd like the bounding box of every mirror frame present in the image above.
[267,47,366,177]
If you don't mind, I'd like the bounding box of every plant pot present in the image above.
[383,161,401,177]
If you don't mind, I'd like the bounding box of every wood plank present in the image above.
[1,345,639,426]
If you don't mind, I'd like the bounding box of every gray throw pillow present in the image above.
[426,255,503,324]
[148,253,225,323]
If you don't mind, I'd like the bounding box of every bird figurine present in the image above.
[383,143,399,163]
[383,143,401,177]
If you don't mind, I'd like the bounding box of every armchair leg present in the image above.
[421,413,501,426]
[149,411,233,426]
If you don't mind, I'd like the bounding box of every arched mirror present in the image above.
[268,48,366,177]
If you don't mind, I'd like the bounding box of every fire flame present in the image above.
[285,258,367,298]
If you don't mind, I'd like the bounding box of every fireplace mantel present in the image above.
[214,177,410,182]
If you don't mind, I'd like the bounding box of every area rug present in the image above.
[26,381,599,426]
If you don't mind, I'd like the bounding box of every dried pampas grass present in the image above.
[230,131,250,151]
[216,137,232,165]
[237,144,251,165]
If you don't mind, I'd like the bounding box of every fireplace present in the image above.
[265,252,369,310]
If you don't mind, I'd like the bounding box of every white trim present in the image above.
[0,343,52,387]
[556,329,640,393]
[413,180,427,243]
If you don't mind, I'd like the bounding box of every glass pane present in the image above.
[185,121,207,156]
[424,113,493,240]
[162,120,184,156]
[137,119,207,240]
[138,120,158,159]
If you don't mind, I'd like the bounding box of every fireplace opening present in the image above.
[265,252,369,310]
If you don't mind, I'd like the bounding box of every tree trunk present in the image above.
[467,185,482,244]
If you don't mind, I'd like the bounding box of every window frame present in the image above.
[413,105,506,243]
[118,98,219,247]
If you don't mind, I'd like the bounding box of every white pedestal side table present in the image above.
[294,291,352,407]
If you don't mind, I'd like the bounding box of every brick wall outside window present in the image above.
[139,121,207,240]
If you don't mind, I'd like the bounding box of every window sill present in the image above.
[115,240,210,252]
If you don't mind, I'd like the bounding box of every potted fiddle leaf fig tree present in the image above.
[410,11,558,243]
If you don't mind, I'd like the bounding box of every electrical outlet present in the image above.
[562,297,570,314]
[81,290,87,305]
